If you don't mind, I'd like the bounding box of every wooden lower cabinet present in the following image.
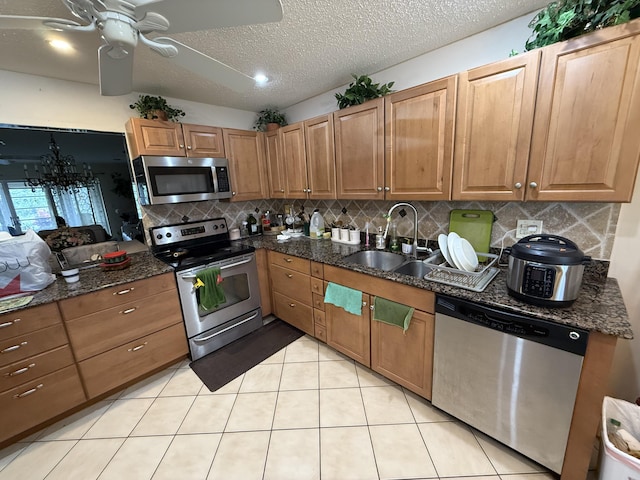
[326,294,371,367]
[1,365,85,442]
[272,292,314,335]
[371,308,434,399]
[0,346,75,392]
[78,323,188,399]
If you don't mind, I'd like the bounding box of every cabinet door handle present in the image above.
[529,181,538,189]
[186,145,192,150]
[0,319,20,329]
[120,307,137,315]
[514,182,522,189]
[280,189,285,193]
[289,303,296,308]
[286,274,293,278]
[370,305,375,310]
[232,191,237,196]
[1,342,27,354]
[362,301,367,306]
[14,384,43,398]
[384,186,390,191]
[377,187,382,192]
[114,287,134,295]
[128,342,148,352]
[179,144,185,148]
[6,364,35,377]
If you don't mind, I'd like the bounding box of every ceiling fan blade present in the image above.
[154,37,255,92]
[135,0,283,34]
[0,15,82,31]
[98,45,134,96]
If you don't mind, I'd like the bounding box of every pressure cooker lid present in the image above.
[510,235,590,265]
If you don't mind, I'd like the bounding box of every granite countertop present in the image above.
[244,235,633,339]
[6,251,173,312]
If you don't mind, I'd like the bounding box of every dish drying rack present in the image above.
[423,251,500,292]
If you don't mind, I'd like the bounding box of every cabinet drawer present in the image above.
[312,293,325,311]
[0,303,62,342]
[268,251,310,274]
[66,291,183,361]
[270,265,312,305]
[78,323,188,399]
[0,365,86,444]
[0,324,68,368]
[0,345,74,392]
[273,292,313,336]
[310,277,324,296]
[59,273,177,319]
[310,261,324,278]
[315,324,327,343]
[314,308,326,326]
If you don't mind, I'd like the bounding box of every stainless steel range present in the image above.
[150,218,262,360]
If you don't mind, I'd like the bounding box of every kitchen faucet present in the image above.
[384,202,419,258]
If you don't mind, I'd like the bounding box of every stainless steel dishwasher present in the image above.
[432,295,588,474]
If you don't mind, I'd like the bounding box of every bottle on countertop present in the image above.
[247,212,259,235]
[309,209,325,239]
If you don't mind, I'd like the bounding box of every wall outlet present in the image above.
[516,219,543,239]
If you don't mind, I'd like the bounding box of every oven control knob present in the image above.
[212,225,218,230]
[166,233,172,238]
[156,234,163,240]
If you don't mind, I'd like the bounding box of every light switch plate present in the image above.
[516,220,543,239]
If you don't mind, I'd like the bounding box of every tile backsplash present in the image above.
[141,199,620,260]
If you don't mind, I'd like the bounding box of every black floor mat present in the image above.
[189,319,304,392]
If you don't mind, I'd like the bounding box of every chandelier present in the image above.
[24,135,98,192]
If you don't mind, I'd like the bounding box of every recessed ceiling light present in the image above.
[254,73,269,85]
[48,39,73,53]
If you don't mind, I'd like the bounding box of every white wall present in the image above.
[0,70,256,132]
[285,13,535,122]
[608,178,640,402]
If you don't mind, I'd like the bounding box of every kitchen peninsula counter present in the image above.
[4,251,173,313]
[244,235,633,339]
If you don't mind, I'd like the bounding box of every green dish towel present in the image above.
[373,296,414,332]
[324,282,362,316]
[195,267,226,311]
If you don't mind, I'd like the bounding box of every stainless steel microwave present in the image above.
[132,156,232,205]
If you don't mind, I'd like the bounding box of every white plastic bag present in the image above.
[0,230,56,298]
[601,396,640,480]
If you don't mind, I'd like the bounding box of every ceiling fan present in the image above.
[0,0,283,96]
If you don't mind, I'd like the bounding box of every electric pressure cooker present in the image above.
[505,235,591,308]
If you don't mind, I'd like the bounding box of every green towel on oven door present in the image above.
[373,296,414,332]
[195,267,226,311]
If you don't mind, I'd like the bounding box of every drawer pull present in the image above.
[120,307,137,315]
[128,342,148,352]
[289,303,296,308]
[284,258,292,263]
[14,384,43,398]
[5,364,35,377]
[0,319,20,329]
[1,342,27,354]
[286,274,293,278]
[114,287,134,296]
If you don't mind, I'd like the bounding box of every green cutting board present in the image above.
[449,209,494,254]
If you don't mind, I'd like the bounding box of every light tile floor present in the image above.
[0,334,584,479]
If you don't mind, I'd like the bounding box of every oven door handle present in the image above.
[180,257,253,280]
[193,312,260,342]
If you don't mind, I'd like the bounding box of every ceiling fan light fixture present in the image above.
[254,73,269,85]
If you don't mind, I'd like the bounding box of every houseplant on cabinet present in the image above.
[254,108,287,131]
[335,74,395,109]
[129,95,186,121]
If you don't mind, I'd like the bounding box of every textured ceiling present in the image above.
[0,0,548,112]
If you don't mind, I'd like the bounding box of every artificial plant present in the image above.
[335,74,395,109]
[254,108,287,131]
[129,94,186,121]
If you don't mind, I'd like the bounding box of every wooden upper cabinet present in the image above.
[281,123,308,198]
[265,130,286,198]
[452,51,540,201]
[181,124,225,157]
[528,23,640,202]
[222,128,268,202]
[334,98,385,199]
[304,114,336,199]
[125,118,224,158]
[385,76,457,200]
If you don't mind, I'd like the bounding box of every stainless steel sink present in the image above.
[342,250,405,271]
[392,260,433,278]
